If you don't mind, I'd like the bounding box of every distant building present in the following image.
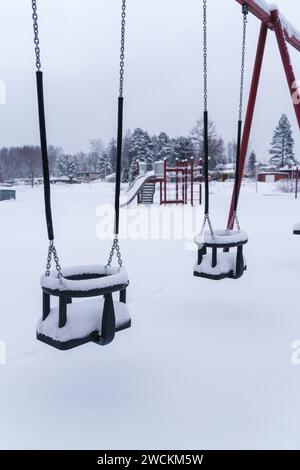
[278,165,299,178]
[0,189,16,201]
[257,172,289,183]
[75,171,101,182]
[215,163,235,181]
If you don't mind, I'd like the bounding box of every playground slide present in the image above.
[121,171,155,207]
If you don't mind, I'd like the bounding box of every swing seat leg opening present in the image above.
[37,288,131,350]
[194,243,247,281]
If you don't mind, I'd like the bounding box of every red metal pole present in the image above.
[296,166,299,200]
[164,158,167,206]
[227,23,268,228]
[199,158,202,205]
[271,10,300,130]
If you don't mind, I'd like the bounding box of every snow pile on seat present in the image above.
[194,252,240,276]
[41,265,129,292]
[204,229,248,245]
[37,298,130,342]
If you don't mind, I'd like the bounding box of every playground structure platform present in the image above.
[121,159,203,207]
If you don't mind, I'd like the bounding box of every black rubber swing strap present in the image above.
[114,0,126,237]
[36,71,54,241]
[233,5,248,215]
[114,96,124,236]
[234,119,242,213]
[203,0,209,217]
[203,110,209,215]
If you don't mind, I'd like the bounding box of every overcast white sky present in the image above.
[0,0,299,161]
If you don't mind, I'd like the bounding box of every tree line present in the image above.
[0,114,296,185]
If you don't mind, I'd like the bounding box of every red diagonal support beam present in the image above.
[271,9,300,129]
[228,2,300,228]
[227,23,268,228]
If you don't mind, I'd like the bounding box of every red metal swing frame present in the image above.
[227,0,300,228]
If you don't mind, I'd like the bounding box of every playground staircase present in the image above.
[140,181,156,204]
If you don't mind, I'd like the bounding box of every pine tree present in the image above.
[128,128,153,164]
[269,114,295,168]
[121,167,129,183]
[153,132,172,161]
[122,131,131,172]
[247,150,257,177]
[128,128,154,180]
[57,154,77,181]
[172,137,194,163]
[99,152,112,179]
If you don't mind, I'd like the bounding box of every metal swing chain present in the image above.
[46,241,63,278]
[119,0,126,98]
[106,238,123,269]
[199,214,215,239]
[239,4,248,122]
[32,1,63,278]
[203,0,208,113]
[229,210,241,232]
[32,0,41,71]
[106,0,127,270]
[232,4,248,232]
[201,0,214,240]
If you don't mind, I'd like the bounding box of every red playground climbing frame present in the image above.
[228,0,300,228]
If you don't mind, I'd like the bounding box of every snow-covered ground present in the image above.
[1,180,300,450]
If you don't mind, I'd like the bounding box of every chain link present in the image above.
[31,0,41,71]
[239,5,248,121]
[203,0,208,112]
[119,0,126,97]
[106,237,123,269]
[107,0,126,269]
[45,241,63,278]
[199,213,215,240]
[229,211,241,232]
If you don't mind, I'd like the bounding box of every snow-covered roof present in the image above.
[258,171,289,175]
[278,165,299,171]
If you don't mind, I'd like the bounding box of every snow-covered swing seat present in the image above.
[38,265,131,350]
[193,2,250,281]
[31,0,131,350]
[194,229,248,280]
